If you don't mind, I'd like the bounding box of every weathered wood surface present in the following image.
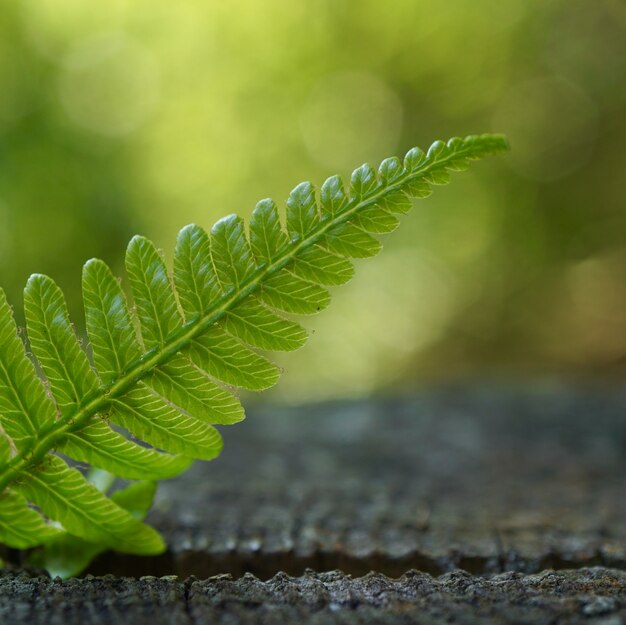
[2,567,625,624]
[89,384,626,578]
[1,385,625,623]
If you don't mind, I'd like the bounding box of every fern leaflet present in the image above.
[0,134,508,556]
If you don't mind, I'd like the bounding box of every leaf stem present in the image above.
[0,139,505,494]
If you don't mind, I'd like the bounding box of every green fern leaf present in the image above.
[29,478,158,578]
[17,455,164,554]
[0,133,508,561]
[0,490,61,549]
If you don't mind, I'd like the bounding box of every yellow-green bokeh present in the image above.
[1,0,624,401]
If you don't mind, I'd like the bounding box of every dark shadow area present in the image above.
[84,543,623,581]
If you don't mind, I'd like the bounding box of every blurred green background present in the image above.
[0,0,624,402]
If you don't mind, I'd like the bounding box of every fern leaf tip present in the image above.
[178,223,202,235]
[211,213,241,233]
[24,273,51,289]
[82,257,107,273]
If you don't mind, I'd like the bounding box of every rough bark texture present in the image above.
[1,384,625,623]
[1,566,625,624]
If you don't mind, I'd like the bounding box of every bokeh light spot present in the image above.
[300,71,403,171]
[274,249,455,402]
[59,33,160,136]
[493,77,598,181]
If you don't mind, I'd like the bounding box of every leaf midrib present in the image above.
[0,145,478,493]
[24,466,147,553]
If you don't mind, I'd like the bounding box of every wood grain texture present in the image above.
[85,384,626,578]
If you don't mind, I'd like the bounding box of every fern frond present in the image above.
[0,134,508,555]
